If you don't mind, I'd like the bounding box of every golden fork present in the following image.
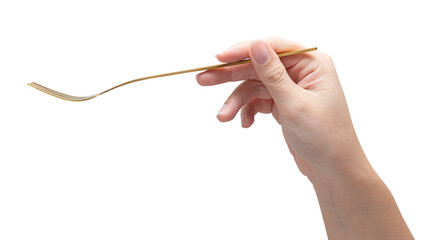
[28,47,317,101]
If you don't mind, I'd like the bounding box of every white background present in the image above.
[1,0,425,239]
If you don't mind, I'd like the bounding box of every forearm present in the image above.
[312,159,413,239]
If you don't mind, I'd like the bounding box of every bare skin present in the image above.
[196,37,413,239]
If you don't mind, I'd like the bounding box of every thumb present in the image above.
[249,40,300,107]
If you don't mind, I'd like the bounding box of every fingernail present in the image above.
[241,114,246,127]
[217,103,227,116]
[251,40,270,65]
[215,51,224,57]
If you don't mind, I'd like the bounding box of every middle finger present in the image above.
[196,63,257,86]
[196,55,307,86]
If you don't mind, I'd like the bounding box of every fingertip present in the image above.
[241,120,253,128]
[240,110,254,128]
[196,78,206,86]
[241,113,246,127]
[215,47,249,63]
[243,122,253,128]
[215,52,231,63]
[215,51,223,59]
[250,40,271,66]
[245,115,255,128]
[217,103,241,123]
[195,73,201,83]
[216,113,233,123]
[216,103,228,122]
[216,46,234,62]
[195,71,212,86]
[216,114,225,122]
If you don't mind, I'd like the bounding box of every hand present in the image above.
[196,37,368,182]
[196,37,413,239]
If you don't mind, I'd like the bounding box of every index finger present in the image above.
[216,37,305,63]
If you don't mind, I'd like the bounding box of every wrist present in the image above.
[307,151,375,187]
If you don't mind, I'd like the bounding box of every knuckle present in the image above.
[263,65,286,86]
[224,68,233,81]
[253,84,261,95]
[317,51,334,64]
[311,52,335,74]
[248,68,259,80]
[249,97,261,108]
[290,98,308,113]
[254,83,269,98]
[282,97,311,122]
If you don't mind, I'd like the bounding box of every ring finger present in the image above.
[217,80,271,122]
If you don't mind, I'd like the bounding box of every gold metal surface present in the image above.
[28,47,317,101]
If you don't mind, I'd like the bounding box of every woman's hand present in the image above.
[197,37,414,239]
[196,37,367,183]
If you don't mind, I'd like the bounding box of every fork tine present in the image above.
[29,82,73,99]
[28,82,97,101]
[28,82,78,101]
